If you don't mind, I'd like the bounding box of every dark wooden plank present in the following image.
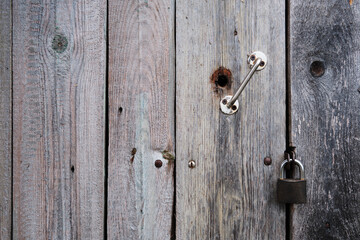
[107,0,175,239]
[12,0,106,238]
[176,0,286,239]
[289,0,360,239]
[0,0,12,238]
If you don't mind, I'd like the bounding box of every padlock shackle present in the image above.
[280,159,305,179]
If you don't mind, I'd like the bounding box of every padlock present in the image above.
[277,159,306,204]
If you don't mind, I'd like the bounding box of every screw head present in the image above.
[155,159,163,168]
[264,157,272,166]
[220,96,239,115]
[188,160,196,168]
[248,51,267,71]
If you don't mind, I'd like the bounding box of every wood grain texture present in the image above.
[290,0,360,239]
[107,0,175,239]
[12,0,106,238]
[176,0,286,239]
[0,0,12,238]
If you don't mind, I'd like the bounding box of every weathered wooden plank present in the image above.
[176,0,286,239]
[107,0,175,239]
[0,0,12,238]
[12,0,106,238]
[290,1,360,239]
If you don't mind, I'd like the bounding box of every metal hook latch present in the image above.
[220,51,267,115]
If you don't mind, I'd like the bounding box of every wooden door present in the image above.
[175,0,286,239]
[107,1,175,239]
[10,0,106,238]
[289,1,360,239]
[1,0,360,239]
[0,0,12,239]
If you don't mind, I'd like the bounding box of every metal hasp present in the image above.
[220,51,267,115]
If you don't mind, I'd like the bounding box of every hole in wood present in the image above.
[130,148,137,163]
[71,165,75,172]
[325,222,330,229]
[210,67,233,96]
[217,75,229,87]
[310,60,325,77]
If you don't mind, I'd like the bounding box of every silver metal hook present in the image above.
[220,51,267,115]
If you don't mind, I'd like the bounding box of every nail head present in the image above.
[264,157,272,166]
[188,160,196,168]
[155,159,163,168]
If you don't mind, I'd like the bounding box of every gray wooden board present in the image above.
[290,0,360,239]
[12,0,106,238]
[0,0,12,238]
[176,0,286,239]
[107,0,175,239]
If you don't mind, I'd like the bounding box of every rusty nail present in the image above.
[250,55,256,61]
[155,159,163,168]
[264,157,272,166]
[231,105,237,111]
[188,160,196,168]
[222,99,228,105]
